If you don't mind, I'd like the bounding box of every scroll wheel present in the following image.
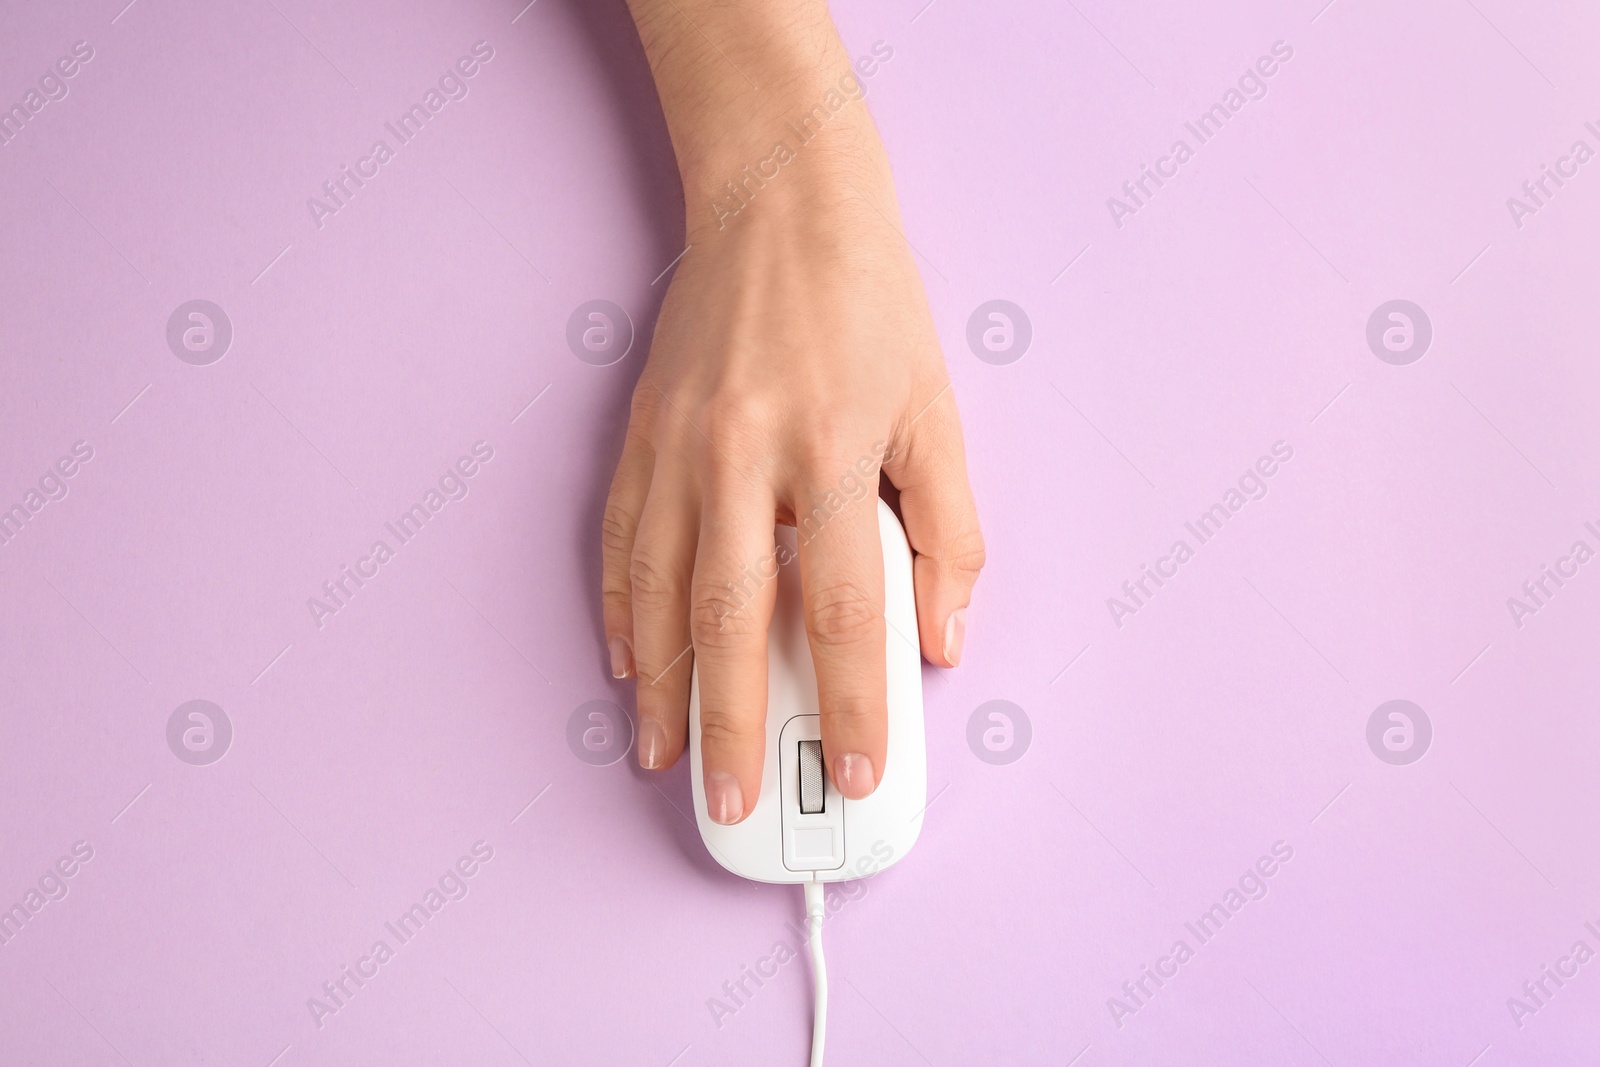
[798,740,825,815]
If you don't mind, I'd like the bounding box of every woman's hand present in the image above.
[608,0,983,824]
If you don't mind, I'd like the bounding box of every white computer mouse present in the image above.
[688,498,926,884]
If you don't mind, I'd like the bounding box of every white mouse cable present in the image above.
[803,879,828,1067]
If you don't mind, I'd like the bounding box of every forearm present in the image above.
[623,0,893,238]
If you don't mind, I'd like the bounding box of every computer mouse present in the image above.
[688,497,926,884]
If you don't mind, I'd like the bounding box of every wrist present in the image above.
[678,93,894,243]
[624,0,900,239]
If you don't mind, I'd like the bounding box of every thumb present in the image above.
[884,384,985,667]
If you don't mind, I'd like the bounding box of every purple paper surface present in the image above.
[2,0,1598,1063]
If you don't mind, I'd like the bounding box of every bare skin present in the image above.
[605,0,984,824]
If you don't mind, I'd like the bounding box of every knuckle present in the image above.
[697,404,775,477]
[942,529,987,577]
[630,549,683,609]
[646,389,775,465]
[629,383,665,426]
[796,427,856,480]
[805,580,882,648]
[698,709,756,750]
[701,394,772,448]
[600,503,636,559]
[600,587,631,619]
[690,587,761,647]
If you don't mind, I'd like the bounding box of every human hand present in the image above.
[607,0,983,824]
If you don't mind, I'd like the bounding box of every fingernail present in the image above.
[834,752,876,799]
[705,771,744,824]
[638,718,666,769]
[608,635,634,679]
[942,608,967,667]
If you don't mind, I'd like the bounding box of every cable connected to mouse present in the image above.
[803,880,827,1067]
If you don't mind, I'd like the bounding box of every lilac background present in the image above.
[3,0,1599,1063]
